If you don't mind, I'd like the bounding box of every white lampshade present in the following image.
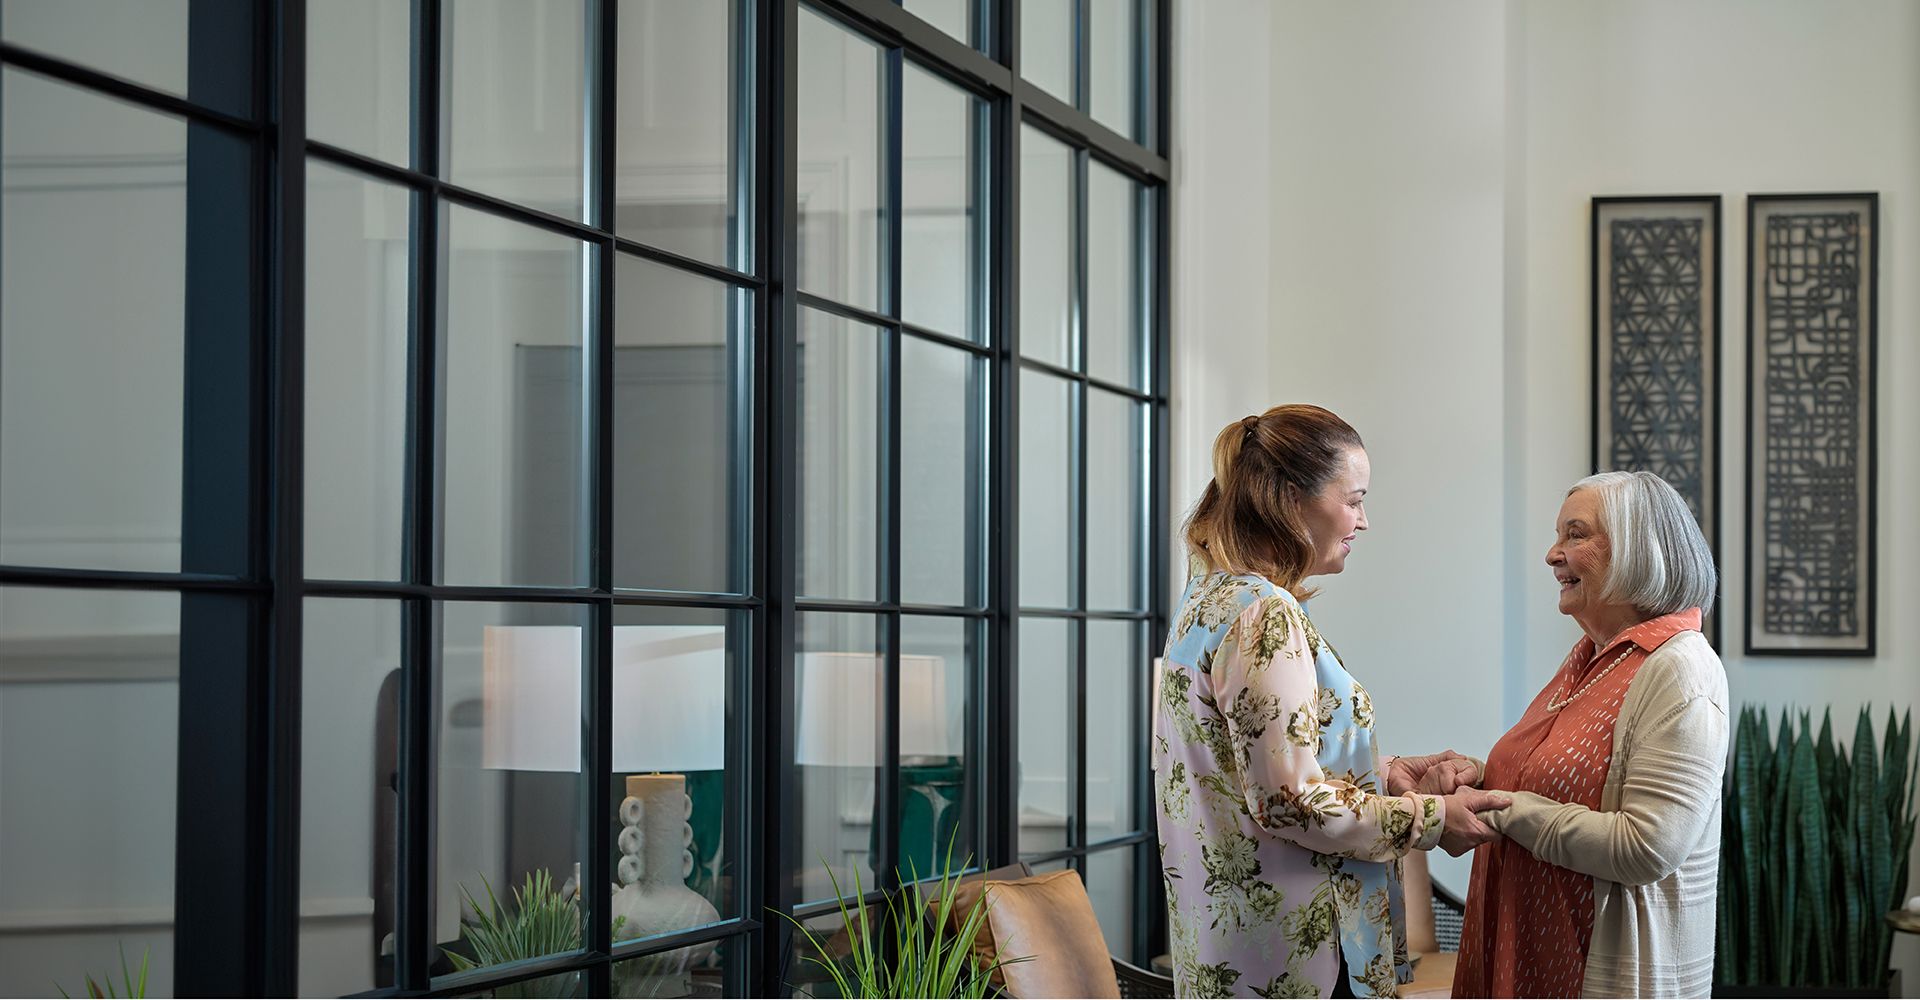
[481,624,726,773]
[793,653,957,767]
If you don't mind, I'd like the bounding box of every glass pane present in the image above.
[787,910,867,999]
[797,7,884,312]
[1085,620,1140,842]
[1018,127,1074,369]
[1,71,185,573]
[305,163,410,582]
[1,1,187,100]
[1017,617,1071,856]
[445,0,587,220]
[309,0,410,166]
[899,616,978,878]
[441,204,589,588]
[616,0,749,269]
[610,605,744,936]
[797,308,881,601]
[1088,0,1138,138]
[902,64,984,342]
[795,613,881,906]
[1086,163,1143,390]
[434,601,591,979]
[904,0,972,48]
[1086,390,1144,611]
[614,255,748,594]
[1020,0,1073,103]
[0,588,179,997]
[901,337,982,608]
[1018,371,1073,609]
[1085,846,1136,964]
[300,598,402,995]
[613,935,737,999]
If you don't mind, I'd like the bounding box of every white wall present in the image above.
[1265,0,1515,894]
[1175,0,1920,978]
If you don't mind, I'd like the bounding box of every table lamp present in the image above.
[794,652,962,875]
[483,624,725,949]
[793,652,956,766]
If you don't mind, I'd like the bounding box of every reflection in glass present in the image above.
[305,163,409,582]
[309,0,410,166]
[902,64,984,342]
[1018,127,1074,369]
[1017,617,1072,856]
[904,0,972,48]
[434,602,590,979]
[440,204,588,588]
[445,0,587,220]
[1089,0,1138,139]
[1086,163,1143,390]
[795,613,881,905]
[797,8,885,311]
[1086,390,1144,611]
[899,616,978,877]
[901,337,983,608]
[1018,371,1073,610]
[614,255,748,594]
[301,599,401,994]
[1019,0,1073,103]
[1,71,185,573]
[1084,620,1140,843]
[612,936,735,999]
[616,0,748,269]
[610,604,743,934]
[1085,846,1137,964]
[0,588,179,997]
[797,308,881,601]
[1,0,188,100]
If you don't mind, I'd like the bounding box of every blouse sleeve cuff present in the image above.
[1409,793,1446,852]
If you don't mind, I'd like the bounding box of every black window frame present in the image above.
[0,0,1169,993]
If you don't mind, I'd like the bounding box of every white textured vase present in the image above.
[611,773,720,953]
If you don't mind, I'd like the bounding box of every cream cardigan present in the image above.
[1481,630,1729,998]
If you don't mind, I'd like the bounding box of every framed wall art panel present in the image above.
[1744,192,1878,656]
[1591,195,1721,646]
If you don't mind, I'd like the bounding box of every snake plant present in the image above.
[1715,705,1918,988]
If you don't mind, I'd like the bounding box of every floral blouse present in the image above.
[1153,569,1446,998]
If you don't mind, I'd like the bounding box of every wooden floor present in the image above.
[1404,951,1458,999]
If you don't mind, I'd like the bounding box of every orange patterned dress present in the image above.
[1451,609,1702,998]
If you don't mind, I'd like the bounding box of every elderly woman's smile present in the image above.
[1546,488,1629,643]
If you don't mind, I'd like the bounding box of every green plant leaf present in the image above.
[1790,718,1831,983]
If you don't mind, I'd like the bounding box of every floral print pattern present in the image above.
[1153,571,1446,997]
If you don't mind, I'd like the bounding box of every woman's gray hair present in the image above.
[1569,471,1717,617]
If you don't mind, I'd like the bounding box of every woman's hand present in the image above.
[1437,787,1511,856]
[1388,750,1480,795]
[1418,757,1481,794]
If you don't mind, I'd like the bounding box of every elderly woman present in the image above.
[1156,404,1507,999]
[1451,471,1728,998]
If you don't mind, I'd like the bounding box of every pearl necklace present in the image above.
[1546,645,1635,712]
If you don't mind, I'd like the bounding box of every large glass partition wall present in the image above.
[0,0,1166,995]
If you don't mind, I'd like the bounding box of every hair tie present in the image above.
[1241,415,1260,437]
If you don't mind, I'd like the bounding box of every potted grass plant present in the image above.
[778,845,1026,999]
[1714,706,1918,997]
